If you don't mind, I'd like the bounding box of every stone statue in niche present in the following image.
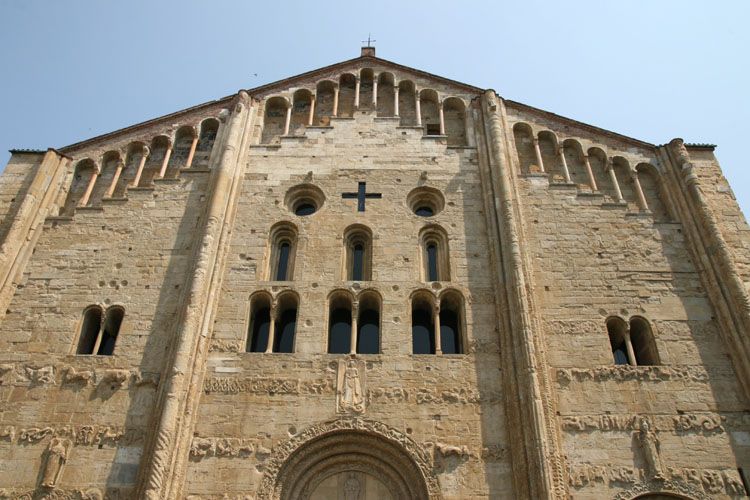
[41,438,71,488]
[636,417,664,479]
[337,357,365,415]
[343,473,362,500]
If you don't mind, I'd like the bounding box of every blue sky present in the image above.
[0,0,748,216]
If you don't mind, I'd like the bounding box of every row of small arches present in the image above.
[261,70,468,146]
[62,118,221,215]
[513,123,673,221]
[267,222,450,283]
[247,288,466,355]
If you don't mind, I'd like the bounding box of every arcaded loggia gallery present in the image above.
[0,47,748,499]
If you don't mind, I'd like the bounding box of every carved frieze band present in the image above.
[560,413,734,434]
[556,365,709,384]
[569,463,744,497]
[203,375,502,405]
[0,363,159,390]
[202,376,332,395]
[0,488,105,500]
[0,424,143,447]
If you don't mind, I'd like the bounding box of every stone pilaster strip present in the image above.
[137,91,253,499]
[479,90,565,498]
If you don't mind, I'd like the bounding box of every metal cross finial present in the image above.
[362,34,376,47]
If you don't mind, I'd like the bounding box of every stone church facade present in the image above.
[0,47,748,499]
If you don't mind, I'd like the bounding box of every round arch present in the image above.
[613,478,710,500]
[256,418,440,500]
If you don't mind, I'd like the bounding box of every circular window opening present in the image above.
[407,187,445,217]
[415,206,434,217]
[285,183,326,217]
[294,202,316,216]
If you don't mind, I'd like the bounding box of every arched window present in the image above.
[139,136,170,187]
[195,118,219,168]
[630,317,659,366]
[606,316,659,366]
[115,143,146,198]
[76,305,122,355]
[338,74,356,118]
[537,131,561,182]
[612,156,637,209]
[291,89,313,136]
[439,291,464,354]
[171,126,196,173]
[420,225,450,282]
[262,97,290,144]
[562,139,589,188]
[89,151,120,204]
[246,293,272,353]
[359,68,374,110]
[99,306,124,355]
[357,291,381,354]
[588,147,613,200]
[62,159,97,215]
[636,163,672,222]
[268,222,298,281]
[513,123,536,175]
[607,317,630,365]
[273,292,298,353]
[443,97,466,146]
[77,306,102,354]
[314,80,336,126]
[419,89,440,136]
[411,292,435,354]
[398,80,417,126]
[376,72,395,117]
[344,225,373,281]
[328,291,353,354]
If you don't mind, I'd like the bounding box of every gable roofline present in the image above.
[504,99,655,149]
[58,54,657,155]
[243,54,485,96]
[59,98,233,154]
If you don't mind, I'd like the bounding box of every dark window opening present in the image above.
[276,242,291,281]
[77,307,102,355]
[98,308,123,356]
[357,308,380,354]
[440,308,461,354]
[352,244,365,281]
[274,308,297,353]
[612,344,629,364]
[426,124,441,136]
[247,307,271,352]
[427,244,439,281]
[295,203,316,216]
[328,308,352,353]
[411,307,435,354]
[415,206,434,217]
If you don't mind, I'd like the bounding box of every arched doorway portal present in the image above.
[256,418,440,500]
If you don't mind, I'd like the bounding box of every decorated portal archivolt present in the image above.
[255,417,440,500]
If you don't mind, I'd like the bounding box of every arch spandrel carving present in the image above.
[256,418,441,500]
[613,478,710,500]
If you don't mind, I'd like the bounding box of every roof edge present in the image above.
[504,99,655,149]
[243,54,485,96]
[59,97,233,153]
